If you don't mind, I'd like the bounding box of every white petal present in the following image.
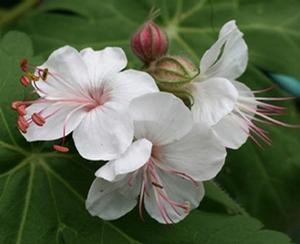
[211,81,255,149]
[109,69,158,104]
[23,102,85,142]
[200,20,248,80]
[144,168,204,224]
[233,80,254,98]
[73,102,133,160]
[159,123,226,181]
[191,78,238,126]
[36,46,90,98]
[86,175,140,220]
[95,139,152,182]
[212,113,249,149]
[80,47,127,82]
[130,92,193,145]
[233,80,257,117]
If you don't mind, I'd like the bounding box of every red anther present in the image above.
[31,113,45,126]
[53,145,69,153]
[20,75,30,87]
[11,101,22,110]
[20,58,28,72]
[16,104,27,116]
[18,115,28,126]
[17,116,29,133]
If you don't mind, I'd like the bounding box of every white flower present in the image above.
[190,20,297,149]
[86,92,226,224]
[15,46,158,160]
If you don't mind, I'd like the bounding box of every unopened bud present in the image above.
[131,20,168,64]
[147,56,199,88]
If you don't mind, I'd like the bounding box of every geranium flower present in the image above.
[190,20,298,149]
[13,46,158,160]
[86,92,226,224]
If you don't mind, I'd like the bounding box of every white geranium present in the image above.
[16,46,158,160]
[190,20,296,148]
[86,92,226,224]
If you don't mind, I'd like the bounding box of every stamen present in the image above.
[139,181,146,221]
[16,104,27,116]
[255,96,295,101]
[28,72,39,81]
[31,113,45,126]
[153,161,199,187]
[252,84,276,94]
[239,104,300,128]
[234,89,300,147]
[152,182,164,188]
[41,68,49,81]
[53,144,69,153]
[17,116,29,133]
[20,58,28,72]
[11,100,27,115]
[234,107,272,145]
[11,101,22,110]
[20,75,30,87]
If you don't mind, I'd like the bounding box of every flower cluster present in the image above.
[12,20,298,224]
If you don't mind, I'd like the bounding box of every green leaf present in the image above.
[115,211,291,244]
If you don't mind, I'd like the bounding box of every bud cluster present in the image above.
[131,19,198,104]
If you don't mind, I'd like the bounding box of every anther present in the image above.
[20,58,28,72]
[16,104,27,116]
[20,75,30,87]
[152,182,163,188]
[53,145,69,153]
[17,116,29,133]
[41,68,48,81]
[11,101,22,110]
[31,113,45,126]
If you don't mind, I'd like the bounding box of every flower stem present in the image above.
[0,0,38,29]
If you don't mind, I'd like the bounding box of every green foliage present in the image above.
[0,0,300,243]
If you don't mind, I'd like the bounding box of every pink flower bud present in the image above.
[131,20,168,64]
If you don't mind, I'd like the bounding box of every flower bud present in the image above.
[147,55,199,88]
[131,20,168,64]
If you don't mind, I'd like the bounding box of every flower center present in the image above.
[86,86,110,111]
[131,146,198,224]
